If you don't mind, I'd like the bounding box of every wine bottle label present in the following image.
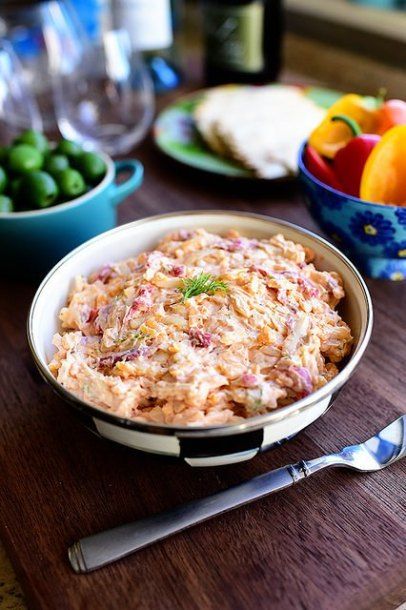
[204,2,264,73]
[113,0,173,51]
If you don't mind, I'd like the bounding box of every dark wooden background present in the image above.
[0,76,405,610]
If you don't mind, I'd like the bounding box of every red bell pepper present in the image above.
[377,99,406,135]
[304,145,343,190]
[331,114,380,197]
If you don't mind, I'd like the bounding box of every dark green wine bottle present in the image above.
[202,0,283,86]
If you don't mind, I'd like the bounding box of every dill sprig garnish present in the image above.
[180,273,228,301]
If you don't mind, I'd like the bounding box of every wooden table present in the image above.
[1,68,405,610]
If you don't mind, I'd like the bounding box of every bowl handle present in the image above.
[109,160,144,207]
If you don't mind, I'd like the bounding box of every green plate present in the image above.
[153,85,342,180]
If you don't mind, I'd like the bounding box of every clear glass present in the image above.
[0,39,42,141]
[50,28,155,155]
[0,0,85,130]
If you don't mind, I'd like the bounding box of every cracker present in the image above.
[195,85,325,178]
[194,86,235,156]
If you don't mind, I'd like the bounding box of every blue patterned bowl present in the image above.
[298,143,406,280]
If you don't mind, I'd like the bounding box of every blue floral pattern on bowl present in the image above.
[349,211,395,246]
[395,208,406,226]
[298,143,406,280]
[384,240,406,259]
[376,260,406,282]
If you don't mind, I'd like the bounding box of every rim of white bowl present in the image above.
[0,151,114,219]
[27,210,373,438]
[298,142,404,211]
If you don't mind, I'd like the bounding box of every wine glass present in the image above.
[0,39,42,142]
[50,28,155,155]
[0,0,86,131]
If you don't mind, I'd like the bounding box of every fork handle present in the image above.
[69,459,328,574]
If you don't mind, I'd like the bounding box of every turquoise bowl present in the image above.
[0,154,143,278]
[298,143,406,280]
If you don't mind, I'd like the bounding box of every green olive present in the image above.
[43,154,70,176]
[18,171,59,208]
[56,168,86,199]
[55,139,83,159]
[75,152,106,184]
[0,166,7,193]
[14,129,50,155]
[8,144,43,174]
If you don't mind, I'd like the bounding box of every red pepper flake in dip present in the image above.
[129,284,153,314]
[49,228,352,426]
[99,346,149,369]
[291,366,313,397]
[170,264,185,277]
[86,307,98,324]
[189,328,212,348]
[241,373,258,387]
[89,265,114,284]
[298,277,319,298]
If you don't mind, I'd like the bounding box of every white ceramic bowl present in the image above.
[28,212,373,467]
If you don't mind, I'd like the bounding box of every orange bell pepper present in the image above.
[360,125,406,205]
[308,94,380,159]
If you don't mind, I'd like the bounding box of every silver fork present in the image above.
[69,415,406,573]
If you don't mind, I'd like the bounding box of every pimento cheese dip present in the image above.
[49,229,352,426]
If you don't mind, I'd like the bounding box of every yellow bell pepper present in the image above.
[360,125,406,205]
[309,94,380,159]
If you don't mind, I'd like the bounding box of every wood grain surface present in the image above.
[0,76,405,610]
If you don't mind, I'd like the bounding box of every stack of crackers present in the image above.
[194,85,325,179]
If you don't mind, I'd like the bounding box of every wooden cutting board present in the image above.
[1,104,405,610]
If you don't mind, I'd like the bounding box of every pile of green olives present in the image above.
[0,130,107,213]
